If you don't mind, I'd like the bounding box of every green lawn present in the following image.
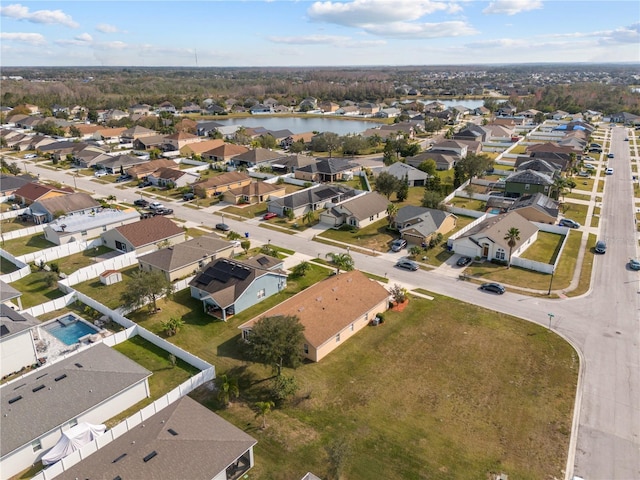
[564,192,591,201]
[73,265,140,310]
[318,218,396,252]
[0,257,19,274]
[128,288,576,480]
[560,202,588,225]
[222,202,268,219]
[9,271,66,308]
[1,233,55,256]
[519,232,565,264]
[53,246,114,275]
[448,197,485,211]
[0,217,30,233]
[566,233,596,297]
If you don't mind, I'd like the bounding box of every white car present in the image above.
[24,154,37,159]
[605,167,614,175]
[149,202,165,210]
[583,163,595,170]
[94,170,108,177]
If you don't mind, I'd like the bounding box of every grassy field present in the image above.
[222,202,268,219]
[519,232,564,264]
[9,271,66,308]
[53,246,114,275]
[1,233,55,256]
[561,203,588,225]
[566,233,596,297]
[448,196,485,211]
[127,286,576,480]
[73,265,140,310]
[0,217,31,233]
[318,218,396,252]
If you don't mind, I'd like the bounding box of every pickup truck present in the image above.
[149,202,165,210]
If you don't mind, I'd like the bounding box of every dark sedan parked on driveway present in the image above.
[456,256,472,267]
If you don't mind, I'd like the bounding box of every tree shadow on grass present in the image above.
[216,333,249,362]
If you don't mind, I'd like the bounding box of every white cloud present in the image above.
[55,32,93,47]
[364,20,477,38]
[75,33,93,43]
[0,3,78,28]
[483,0,543,15]
[308,0,452,26]
[94,41,128,50]
[0,32,46,45]
[268,34,386,48]
[96,23,119,33]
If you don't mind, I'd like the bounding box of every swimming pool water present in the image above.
[44,319,99,345]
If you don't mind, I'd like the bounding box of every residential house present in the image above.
[267,184,357,218]
[128,103,151,115]
[519,109,542,119]
[101,216,186,254]
[319,101,340,113]
[133,134,167,151]
[359,103,380,115]
[450,211,538,261]
[103,109,128,122]
[192,171,252,199]
[394,206,457,246]
[157,101,177,114]
[73,124,102,139]
[95,154,150,174]
[189,255,287,321]
[0,344,151,480]
[0,174,36,197]
[23,104,40,115]
[483,124,515,141]
[73,150,111,169]
[430,140,468,158]
[335,105,360,116]
[222,181,286,205]
[551,110,570,120]
[181,102,202,114]
[361,128,398,141]
[507,193,559,224]
[202,143,249,163]
[1,281,37,377]
[195,121,224,137]
[138,233,236,281]
[238,270,389,362]
[294,158,359,183]
[496,104,517,116]
[380,122,418,138]
[504,169,554,198]
[517,152,571,172]
[43,208,140,245]
[453,124,490,143]
[377,161,429,187]
[406,150,459,171]
[146,166,200,189]
[270,154,317,173]
[472,106,491,116]
[375,108,401,118]
[164,131,201,151]
[280,132,315,150]
[514,158,560,176]
[298,97,318,110]
[126,159,177,180]
[56,396,257,480]
[249,104,273,114]
[319,191,388,229]
[93,127,127,142]
[180,138,225,157]
[526,142,580,157]
[232,148,286,168]
[13,182,72,206]
[29,192,100,224]
[120,126,158,143]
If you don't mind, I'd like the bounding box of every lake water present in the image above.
[212,99,485,135]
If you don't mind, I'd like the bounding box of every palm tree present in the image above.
[105,194,116,207]
[551,176,568,201]
[504,227,521,268]
[215,374,239,407]
[302,210,316,225]
[325,252,354,274]
[255,400,275,429]
[386,203,398,227]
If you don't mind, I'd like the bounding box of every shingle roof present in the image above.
[227,181,285,198]
[269,185,357,210]
[138,234,234,272]
[0,303,39,339]
[380,162,429,182]
[338,192,388,221]
[114,216,185,247]
[296,158,357,175]
[127,159,177,177]
[505,169,554,186]
[0,174,35,194]
[396,206,451,234]
[0,343,151,457]
[458,211,538,252]
[232,148,285,164]
[56,396,256,480]
[194,171,251,190]
[13,182,72,202]
[204,143,249,157]
[239,270,389,348]
[31,192,100,216]
[508,193,559,217]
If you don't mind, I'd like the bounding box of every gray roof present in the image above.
[0,303,38,339]
[337,192,389,221]
[397,206,451,236]
[232,148,285,164]
[57,396,257,480]
[515,158,558,174]
[0,280,21,303]
[380,162,429,183]
[0,174,35,194]
[45,208,140,234]
[505,169,554,186]
[138,234,234,272]
[508,193,559,217]
[95,154,149,170]
[0,343,151,457]
[269,185,357,210]
[30,193,100,216]
[296,158,358,175]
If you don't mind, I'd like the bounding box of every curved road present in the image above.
[7,126,639,478]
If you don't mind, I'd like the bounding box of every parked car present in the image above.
[559,218,581,228]
[94,170,108,178]
[215,223,230,232]
[607,153,614,159]
[183,192,195,201]
[595,240,607,254]
[390,239,407,252]
[456,256,472,267]
[588,147,602,153]
[479,282,506,295]
[263,212,277,220]
[133,199,149,207]
[577,171,590,177]
[629,258,640,271]
[624,137,629,141]
[583,163,595,170]
[395,259,419,271]
[590,143,602,148]
[116,174,132,183]
[24,154,37,159]
[149,202,165,210]
[138,181,151,188]
[154,208,174,215]
[605,167,614,175]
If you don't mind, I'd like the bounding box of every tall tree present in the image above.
[246,315,306,376]
[120,270,173,313]
[325,252,354,274]
[386,202,399,227]
[375,172,400,199]
[504,227,521,268]
[395,175,409,202]
[422,190,444,209]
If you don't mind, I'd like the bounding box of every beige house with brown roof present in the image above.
[222,181,286,205]
[193,171,252,198]
[180,138,225,157]
[126,159,177,180]
[101,216,186,254]
[146,167,199,188]
[138,233,235,281]
[202,143,249,163]
[239,270,389,362]
[164,131,201,150]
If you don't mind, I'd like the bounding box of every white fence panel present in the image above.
[109,420,128,440]
[136,326,213,371]
[0,264,31,283]
[1,223,46,240]
[126,412,142,429]
[78,440,98,459]
[60,449,82,470]
[447,213,490,246]
[42,461,64,479]
[447,206,486,218]
[0,207,27,220]
[18,240,88,264]
[95,430,115,449]
[510,256,554,274]
[63,251,137,286]
[172,275,195,293]
[21,291,76,317]
[140,403,157,421]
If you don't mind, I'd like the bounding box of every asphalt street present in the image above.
[6,127,639,478]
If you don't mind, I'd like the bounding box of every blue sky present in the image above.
[1,1,638,66]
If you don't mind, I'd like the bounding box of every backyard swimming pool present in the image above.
[42,314,100,346]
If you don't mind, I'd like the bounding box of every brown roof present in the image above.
[114,216,184,247]
[194,171,251,190]
[138,234,233,272]
[165,131,199,140]
[74,124,102,135]
[34,192,100,214]
[204,143,249,157]
[13,182,72,202]
[180,139,225,155]
[127,159,177,177]
[240,270,389,348]
[96,126,127,137]
[526,142,576,155]
[227,181,285,198]
[56,396,256,480]
[152,167,186,181]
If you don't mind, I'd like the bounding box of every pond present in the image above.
[211,116,382,136]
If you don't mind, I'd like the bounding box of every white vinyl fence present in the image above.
[1,223,46,241]
[20,291,77,318]
[58,251,138,288]
[18,238,102,265]
[0,247,31,283]
[0,207,27,220]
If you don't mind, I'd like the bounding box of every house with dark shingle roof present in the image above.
[514,157,560,176]
[138,233,236,281]
[232,148,286,167]
[239,270,389,362]
[395,206,457,246]
[450,211,538,261]
[504,169,554,198]
[0,343,151,480]
[29,192,100,224]
[101,216,186,254]
[202,143,249,163]
[13,182,72,206]
[294,158,359,183]
[319,192,388,229]
[0,174,36,197]
[56,395,257,480]
[267,184,358,218]
[406,150,459,171]
[189,255,287,321]
[120,125,158,143]
[126,159,177,180]
[95,154,149,174]
[146,166,200,189]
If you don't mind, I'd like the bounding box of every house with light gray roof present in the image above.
[319,192,388,229]
[395,206,457,246]
[377,161,429,187]
[267,184,358,218]
[0,343,151,479]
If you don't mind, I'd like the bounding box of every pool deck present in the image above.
[34,319,112,365]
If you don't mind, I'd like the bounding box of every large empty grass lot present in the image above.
[129,285,577,480]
